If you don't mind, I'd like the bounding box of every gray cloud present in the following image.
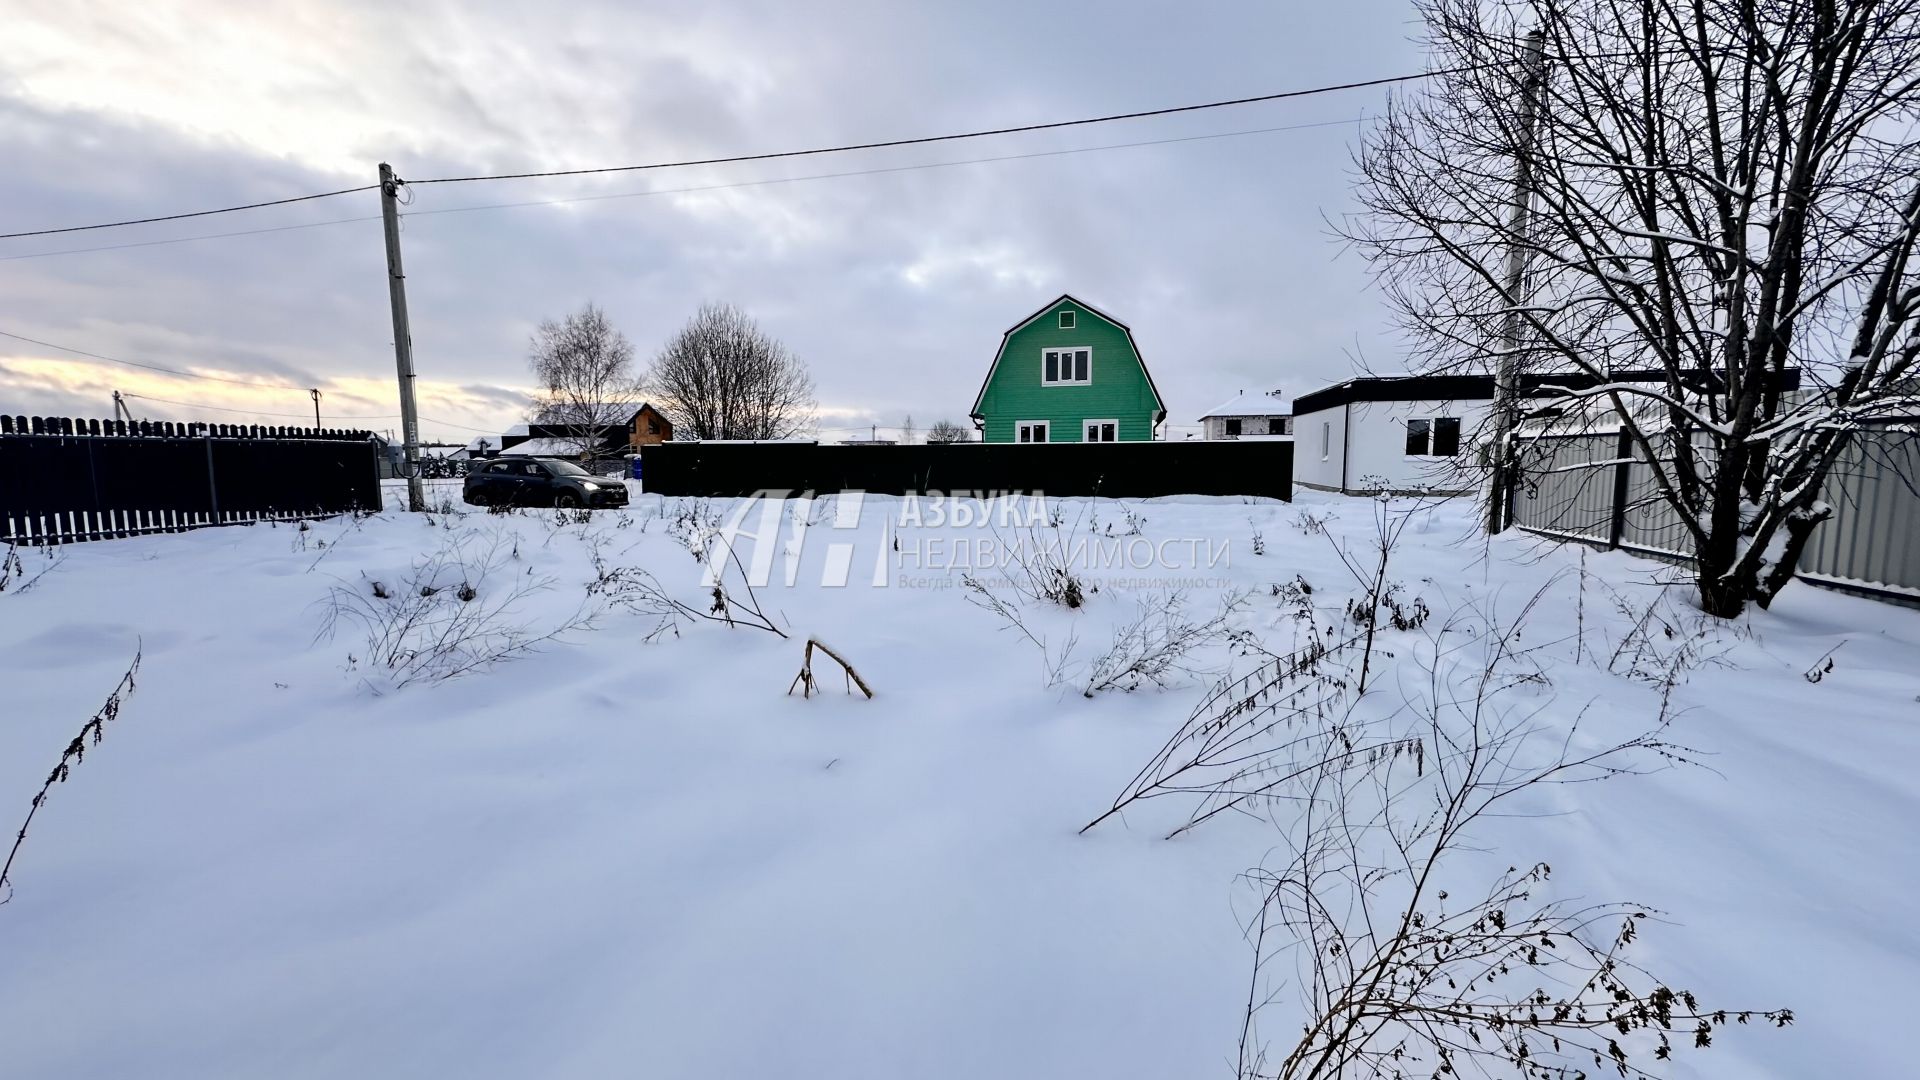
[0,0,1424,441]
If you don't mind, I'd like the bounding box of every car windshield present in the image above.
[543,460,591,476]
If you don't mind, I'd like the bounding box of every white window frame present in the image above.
[1403,417,1433,458]
[1403,416,1462,458]
[1041,346,1092,386]
[1058,310,1076,329]
[1321,421,1331,461]
[1016,420,1051,444]
[1083,418,1118,443]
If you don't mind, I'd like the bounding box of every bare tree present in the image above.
[528,302,643,459]
[1348,0,1920,616]
[646,303,817,440]
[926,419,972,443]
[900,414,917,445]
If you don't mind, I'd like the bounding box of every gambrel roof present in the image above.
[968,293,1168,422]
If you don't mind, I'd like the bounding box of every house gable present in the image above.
[509,401,673,455]
[969,294,1167,443]
[630,404,673,445]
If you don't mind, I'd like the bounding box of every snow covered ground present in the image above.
[0,483,1915,1078]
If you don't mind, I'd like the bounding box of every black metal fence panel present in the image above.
[0,415,380,545]
[639,441,1294,500]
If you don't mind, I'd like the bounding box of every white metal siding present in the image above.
[1292,405,1348,490]
[1295,398,1489,493]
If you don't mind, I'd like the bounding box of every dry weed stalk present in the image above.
[789,638,874,699]
[591,541,788,638]
[319,532,592,688]
[0,540,62,596]
[1081,590,1250,698]
[1079,630,1373,838]
[2,649,142,905]
[1235,601,1789,1079]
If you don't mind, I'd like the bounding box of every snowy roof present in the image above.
[536,402,653,424]
[1199,389,1293,419]
[496,438,587,457]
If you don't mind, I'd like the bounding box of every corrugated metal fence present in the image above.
[1510,424,1920,599]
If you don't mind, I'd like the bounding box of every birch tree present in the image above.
[528,302,643,458]
[1350,0,1920,616]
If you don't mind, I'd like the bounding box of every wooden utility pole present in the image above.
[1485,29,1548,534]
[378,162,426,511]
[309,387,322,429]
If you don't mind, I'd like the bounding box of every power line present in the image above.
[0,119,1361,261]
[120,392,393,419]
[0,328,499,433]
[117,391,499,435]
[0,214,383,263]
[0,328,309,389]
[417,414,502,434]
[3,326,512,436]
[0,184,379,241]
[14,37,1916,243]
[404,118,1367,221]
[0,71,1436,241]
[408,72,1444,186]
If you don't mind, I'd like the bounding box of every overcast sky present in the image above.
[0,0,1428,444]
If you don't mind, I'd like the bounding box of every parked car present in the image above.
[463,457,630,508]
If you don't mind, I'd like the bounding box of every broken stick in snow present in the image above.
[788,637,873,699]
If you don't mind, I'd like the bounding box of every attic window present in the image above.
[1058,310,1076,329]
[1043,347,1091,386]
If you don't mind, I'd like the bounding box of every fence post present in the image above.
[1607,426,1633,549]
[1505,448,1519,533]
[205,436,221,523]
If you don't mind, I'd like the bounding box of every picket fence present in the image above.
[1,415,382,545]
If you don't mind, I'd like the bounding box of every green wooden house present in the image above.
[969,295,1167,443]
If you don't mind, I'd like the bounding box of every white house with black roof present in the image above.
[1291,368,1807,496]
[1292,374,1492,495]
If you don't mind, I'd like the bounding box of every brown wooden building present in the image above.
[498,402,674,459]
